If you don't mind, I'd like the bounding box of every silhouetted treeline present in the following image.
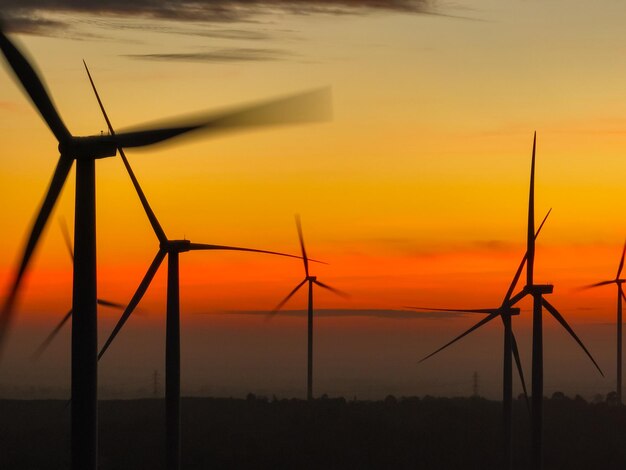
[1,393,625,469]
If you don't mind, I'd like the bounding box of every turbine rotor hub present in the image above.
[58,136,117,160]
[503,307,521,316]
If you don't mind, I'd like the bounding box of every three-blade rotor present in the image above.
[269,216,347,316]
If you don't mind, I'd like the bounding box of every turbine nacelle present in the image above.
[162,240,191,253]
[524,284,553,295]
[307,275,317,282]
[58,136,117,160]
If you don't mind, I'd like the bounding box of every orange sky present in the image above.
[1,0,626,399]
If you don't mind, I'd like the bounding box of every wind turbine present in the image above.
[270,215,347,401]
[407,208,551,470]
[505,132,604,470]
[0,28,330,470]
[579,241,626,405]
[32,220,124,359]
[83,62,312,470]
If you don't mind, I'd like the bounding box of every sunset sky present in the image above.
[1,0,626,400]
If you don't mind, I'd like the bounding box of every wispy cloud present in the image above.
[366,237,516,259]
[77,18,277,40]
[125,47,294,63]
[471,239,514,252]
[200,308,468,319]
[0,100,21,111]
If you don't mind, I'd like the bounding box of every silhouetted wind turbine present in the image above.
[270,215,347,401]
[32,220,124,359]
[407,208,551,470]
[506,132,603,470]
[0,28,330,470]
[83,62,312,470]
[580,241,626,405]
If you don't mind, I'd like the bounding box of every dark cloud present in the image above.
[2,1,437,35]
[125,47,293,63]
[201,308,467,319]
[2,1,434,18]
[1,1,442,63]
[1,14,66,36]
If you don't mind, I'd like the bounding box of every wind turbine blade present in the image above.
[32,308,73,360]
[621,286,626,304]
[312,279,349,298]
[59,218,74,262]
[0,30,71,142]
[535,208,552,239]
[98,250,166,360]
[295,215,309,277]
[511,331,530,415]
[541,298,604,376]
[0,156,73,351]
[119,153,167,242]
[188,243,301,260]
[268,279,308,316]
[503,208,551,304]
[405,306,499,315]
[96,299,125,310]
[109,87,332,149]
[578,280,615,290]
[526,132,537,287]
[188,243,327,264]
[83,61,168,244]
[616,240,626,279]
[504,253,526,304]
[419,313,500,363]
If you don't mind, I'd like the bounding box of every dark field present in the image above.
[1,395,625,469]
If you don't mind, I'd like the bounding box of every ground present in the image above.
[1,395,625,469]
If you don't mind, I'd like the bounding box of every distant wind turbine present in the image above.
[32,220,124,359]
[0,27,330,469]
[579,241,626,405]
[506,132,603,470]
[407,208,551,470]
[270,216,348,401]
[83,61,309,470]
